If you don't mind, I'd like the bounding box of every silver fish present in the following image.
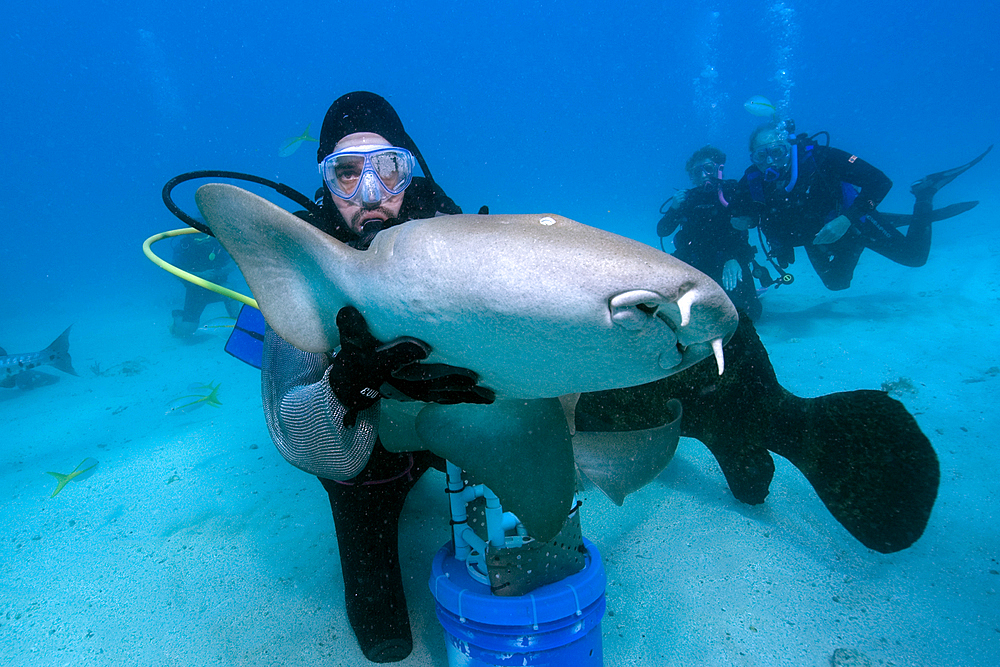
[1,326,78,388]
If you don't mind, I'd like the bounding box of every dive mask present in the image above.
[319,145,416,205]
[751,141,791,168]
[689,160,724,187]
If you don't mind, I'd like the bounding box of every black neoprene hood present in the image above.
[318,91,418,162]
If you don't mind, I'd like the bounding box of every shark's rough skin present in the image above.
[196,184,739,540]
[575,315,939,554]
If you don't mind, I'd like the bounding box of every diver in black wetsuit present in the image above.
[729,123,989,291]
[260,92,492,663]
[657,145,762,320]
[169,232,240,336]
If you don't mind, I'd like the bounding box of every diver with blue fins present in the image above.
[731,98,990,290]
[158,92,494,662]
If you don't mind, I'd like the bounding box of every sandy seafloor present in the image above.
[2,216,999,667]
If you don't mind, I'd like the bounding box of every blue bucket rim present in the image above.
[429,537,606,625]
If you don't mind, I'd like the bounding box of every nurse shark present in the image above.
[196,184,737,540]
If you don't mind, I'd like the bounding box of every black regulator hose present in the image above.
[162,170,321,235]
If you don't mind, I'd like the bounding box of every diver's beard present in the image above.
[350,209,398,250]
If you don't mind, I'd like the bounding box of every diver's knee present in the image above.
[899,255,929,268]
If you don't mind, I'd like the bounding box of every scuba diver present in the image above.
[657,145,763,320]
[259,92,493,663]
[169,232,241,337]
[729,121,990,291]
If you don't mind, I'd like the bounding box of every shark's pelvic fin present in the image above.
[573,398,682,506]
[414,399,576,542]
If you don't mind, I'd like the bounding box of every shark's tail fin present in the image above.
[576,314,940,554]
[42,326,78,376]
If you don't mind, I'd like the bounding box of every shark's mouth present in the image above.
[609,288,727,375]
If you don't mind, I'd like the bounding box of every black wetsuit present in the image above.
[657,180,762,320]
[261,176,460,661]
[730,144,932,291]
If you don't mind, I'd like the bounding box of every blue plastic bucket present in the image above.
[429,538,606,666]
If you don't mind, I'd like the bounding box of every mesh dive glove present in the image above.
[328,306,494,427]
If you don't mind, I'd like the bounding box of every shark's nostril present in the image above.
[636,303,658,316]
[611,307,651,330]
[610,290,671,331]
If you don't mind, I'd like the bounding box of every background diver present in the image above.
[169,231,241,337]
[729,121,990,290]
[657,145,763,320]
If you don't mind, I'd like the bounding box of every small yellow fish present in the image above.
[46,458,99,498]
[279,123,319,157]
[198,316,237,334]
[744,95,777,118]
[166,382,222,414]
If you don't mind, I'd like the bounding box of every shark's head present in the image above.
[359,212,738,397]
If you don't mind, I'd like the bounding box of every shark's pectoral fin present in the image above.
[195,183,351,354]
[769,391,939,554]
[414,399,576,542]
[15,369,61,390]
[573,399,682,506]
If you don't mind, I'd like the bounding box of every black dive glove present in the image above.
[328,306,494,427]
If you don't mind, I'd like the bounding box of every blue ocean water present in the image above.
[2,1,999,665]
[3,0,996,309]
